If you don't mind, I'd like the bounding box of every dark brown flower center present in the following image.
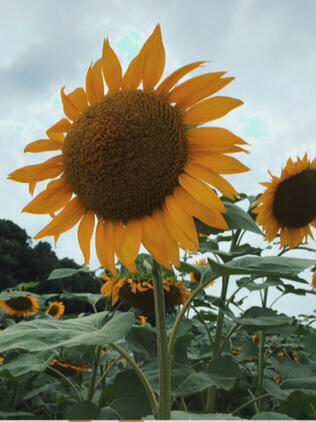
[7,296,32,311]
[63,90,187,221]
[48,305,59,316]
[273,169,316,228]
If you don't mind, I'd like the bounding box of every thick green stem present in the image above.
[205,275,230,412]
[111,342,159,418]
[257,330,265,412]
[151,259,171,419]
[86,345,101,402]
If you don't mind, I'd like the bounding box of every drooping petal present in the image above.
[166,73,234,111]
[141,215,171,269]
[24,139,64,153]
[8,156,63,183]
[114,220,142,273]
[22,179,72,214]
[190,153,249,174]
[141,24,165,92]
[121,54,143,90]
[174,187,228,230]
[46,118,71,137]
[78,211,95,267]
[61,87,88,121]
[85,58,104,104]
[95,219,116,274]
[162,206,197,252]
[164,194,199,247]
[182,96,243,125]
[186,126,248,146]
[102,38,122,93]
[178,172,226,213]
[34,196,85,238]
[184,163,238,199]
[155,60,205,96]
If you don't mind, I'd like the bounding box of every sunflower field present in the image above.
[1,24,316,420]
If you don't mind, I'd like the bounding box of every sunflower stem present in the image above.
[151,259,171,419]
[86,345,101,402]
[257,330,266,412]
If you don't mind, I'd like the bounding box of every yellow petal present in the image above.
[34,196,85,238]
[8,156,63,183]
[162,206,197,252]
[22,179,72,214]
[190,153,249,174]
[121,54,143,90]
[46,118,71,137]
[184,163,237,199]
[186,126,248,146]
[178,172,226,213]
[153,209,180,267]
[141,216,171,269]
[102,38,122,93]
[24,139,64,153]
[141,24,165,91]
[29,182,36,196]
[166,73,233,111]
[78,211,95,267]
[114,220,142,273]
[85,59,104,104]
[182,96,243,125]
[156,61,205,96]
[164,194,199,247]
[174,187,228,230]
[95,219,116,274]
[61,87,88,121]
[101,279,114,297]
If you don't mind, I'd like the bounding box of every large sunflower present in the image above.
[0,295,40,317]
[8,25,248,273]
[252,154,316,248]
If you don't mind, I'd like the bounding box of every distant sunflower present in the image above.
[46,359,89,378]
[46,301,65,318]
[252,154,316,248]
[100,274,190,313]
[311,270,316,290]
[0,295,39,317]
[189,258,215,287]
[9,24,248,273]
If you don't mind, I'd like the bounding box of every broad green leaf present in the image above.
[235,307,293,330]
[99,406,121,419]
[111,398,151,419]
[0,410,35,418]
[60,290,105,307]
[125,326,157,360]
[0,311,134,352]
[205,356,240,391]
[208,256,315,281]
[263,379,289,400]
[64,401,100,419]
[252,411,294,420]
[48,267,88,280]
[222,201,264,235]
[0,352,54,377]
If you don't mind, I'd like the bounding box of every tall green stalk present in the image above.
[151,259,171,419]
[257,330,265,412]
[86,345,101,402]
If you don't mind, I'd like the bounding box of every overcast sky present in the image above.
[1,0,316,316]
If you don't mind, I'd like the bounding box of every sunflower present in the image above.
[137,315,147,326]
[189,258,215,288]
[46,359,89,378]
[46,301,65,318]
[252,154,316,248]
[8,25,248,273]
[0,295,39,317]
[311,270,316,290]
[100,274,190,313]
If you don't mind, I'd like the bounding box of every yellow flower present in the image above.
[189,258,215,287]
[9,25,248,273]
[101,275,190,312]
[311,270,316,290]
[273,374,280,385]
[252,334,259,345]
[277,351,284,357]
[137,315,146,326]
[0,357,4,364]
[0,295,39,317]
[252,154,316,248]
[231,349,240,356]
[45,301,65,318]
[46,359,89,378]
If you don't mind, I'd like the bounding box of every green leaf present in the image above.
[99,406,121,419]
[125,326,157,360]
[263,379,289,400]
[222,201,264,235]
[235,307,293,331]
[170,410,241,419]
[0,352,54,377]
[0,311,134,352]
[0,410,35,418]
[208,255,315,281]
[60,291,105,307]
[205,356,240,390]
[64,401,100,419]
[252,412,294,420]
[48,267,88,280]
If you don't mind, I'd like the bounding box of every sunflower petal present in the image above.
[178,172,226,213]
[182,96,243,125]
[29,182,36,196]
[61,87,88,121]
[8,156,63,183]
[34,196,85,238]
[156,60,205,96]
[95,219,116,274]
[121,54,143,90]
[184,163,238,199]
[114,220,142,273]
[142,216,171,269]
[102,38,122,93]
[186,126,248,146]
[190,153,249,174]
[153,209,180,267]
[24,139,64,153]
[78,211,95,267]
[141,24,165,91]
[46,118,71,137]
[85,59,104,104]
[162,206,197,252]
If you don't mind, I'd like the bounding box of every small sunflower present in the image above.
[273,375,280,385]
[46,301,65,318]
[231,349,240,356]
[0,295,39,317]
[9,25,248,273]
[101,274,190,313]
[137,315,147,326]
[311,270,316,290]
[46,359,89,378]
[189,258,215,288]
[252,334,259,345]
[252,154,316,248]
